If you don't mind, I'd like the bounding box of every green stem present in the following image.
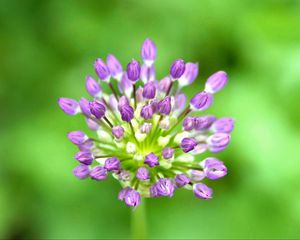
[131,200,147,239]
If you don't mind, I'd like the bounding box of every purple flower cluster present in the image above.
[58,38,234,207]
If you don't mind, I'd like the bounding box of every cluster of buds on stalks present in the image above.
[58,38,234,207]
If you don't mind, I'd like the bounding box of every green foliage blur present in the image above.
[1,0,300,239]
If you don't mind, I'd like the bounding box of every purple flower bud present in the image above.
[162,148,174,159]
[144,152,159,167]
[190,170,205,181]
[86,118,99,131]
[183,117,194,131]
[193,183,213,200]
[118,72,133,97]
[127,59,141,82]
[190,91,213,111]
[120,104,134,122]
[140,104,154,120]
[79,98,92,117]
[170,59,185,79]
[73,164,90,179]
[194,115,217,130]
[86,75,102,97]
[112,126,124,139]
[174,93,186,110]
[205,71,228,93]
[202,158,227,180]
[89,100,106,119]
[136,86,144,102]
[141,38,157,65]
[75,151,94,165]
[124,188,141,207]
[180,138,197,153]
[67,131,87,145]
[175,174,190,187]
[104,157,120,171]
[178,62,199,87]
[136,167,150,181]
[140,123,152,134]
[150,100,159,113]
[90,166,108,181]
[106,54,123,80]
[118,96,130,110]
[150,184,159,197]
[155,178,175,197]
[94,58,110,81]
[58,98,80,115]
[143,81,156,99]
[119,170,131,181]
[207,133,231,152]
[211,117,234,133]
[118,187,131,201]
[159,77,171,92]
[78,139,94,151]
[158,96,171,115]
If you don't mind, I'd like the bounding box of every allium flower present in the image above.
[58,38,234,207]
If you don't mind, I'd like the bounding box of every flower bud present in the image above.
[75,151,94,165]
[189,169,205,181]
[141,104,153,120]
[67,131,88,145]
[158,96,171,115]
[86,118,99,131]
[94,58,110,81]
[124,188,141,207]
[127,59,141,82]
[136,167,150,181]
[90,166,108,181]
[144,152,159,167]
[155,178,174,197]
[73,164,90,179]
[79,98,92,117]
[162,148,174,159]
[106,54,123,80]
[193,183,213,199]
[190,91,213,111]
[58,98,80,115]
[207,133,231,152]
[140,123,152,134]
[112,126,124,139]
[86,75,102,97]
[174,93,186,111]
[211,117,234,133]
[143,81,156,99]
[150,184,159,197]
[178,62,199,87]
[175,174,190,187]
[118,187,131,201]
[118,96,129,110]
[201,157,227,180]
[141,38,157,65]
[159,77,171,92]
[194,115,216,130]
[118,72,133,97]
[120,104,134,122]
[89,100,106,119]
[205,71,228,93]
[180,138,197,153]
[78,139,94,151]
[119,170,131,181]
[170,59,185,79]
[104,157,120,171]
[183,117,194,131]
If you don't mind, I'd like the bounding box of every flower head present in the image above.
[58,38,234,207]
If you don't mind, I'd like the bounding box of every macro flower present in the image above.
[58,38,234,207]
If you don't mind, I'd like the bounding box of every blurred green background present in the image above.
[1,0,300,239]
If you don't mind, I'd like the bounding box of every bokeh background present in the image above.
[1,0,300,239]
